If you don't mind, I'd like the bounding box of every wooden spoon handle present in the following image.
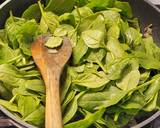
[45,69,63,128]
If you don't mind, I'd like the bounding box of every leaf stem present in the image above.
[129,79,156,92]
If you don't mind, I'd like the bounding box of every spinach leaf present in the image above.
[143,93,158,111]
[114,1,133,18]
[72,6,93,24]
[44,36,63,48]
[125,27,142,46]
[5,17,38,49]
[87,0,115,10]
[0,40,22,64]
[23,105,45,127]
[72,38,88,64]
[0,64,26,87]
[68,29,77,47]
[78,85,127,111]
[25,79,45,94]
[107,25,120,39]
[1,0,160,127]
[106,57,133,80]
[0,99,18,112]
[64,109,105,128]
[106,38,125,58]
[73,71,110,88]
[62,90,76,112]
[61,67,72,102]
[17,95,40,118]
[143,36,160,61]
[100,10,120,28]
[54,24,74,37]
[78,14,105,33]
[85,49,106,63]
[59,13,75,26]
[39,2,59,34]
[139,71,150,84]
[22,3,41,21]
[82,29,104,48]
[133,51,160,69]
[0,82,12,100]
[116,69,140,91]
[45,0,74,15]
[121,76,160,110]
[63,92,84,124]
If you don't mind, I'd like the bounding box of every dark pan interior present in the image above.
[127,0,160,45]
[0,0,160,127]
[0,0,36,28]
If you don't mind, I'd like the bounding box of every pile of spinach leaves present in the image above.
[0,0,160,127]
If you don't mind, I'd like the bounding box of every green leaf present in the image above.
[78,14,105,33]
[106,57,131,80]
[74,0,88,7]
[0,82,12,100]
[64,109,105,128]
[0,64,26,87]
[100,10,121,28]
[73,71,110,88]
[82,29,104,48]
[120,91,146,109]
[0,40,22,64]
[5,17,38,49]
[72,6,93,23]
[133,51,160,69]
[143,93,158,111]
[84,49,106,72]
[143,36,160,61]
[17,34,32,56]
[61,67,72,102]
[139,71,150,84]
[85,49,106,63]
[63,92,84,124]
[22,3,41,21]
[125,27,142,46]
[39,2,59,33]
[0,99,18,112]
[116,70,140,91]
[87,0,115,9]
[45,36,63,48]
[121,76,160,109]
[25,79,45,94]
[54,24,74,37]
[59,13,75,26]
[72,38,88,64]
[68,29,77,47]
[45,0,74,15]
[62,90,76,112]
[39,11,59,34]
[78,85,127,111]
[107,25,120,39]
[114,1,133,18]
[17,95,40,118]
[144,77,160,101]
[23,105,45,127]
[107,38,125,58]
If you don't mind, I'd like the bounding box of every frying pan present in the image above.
[0,0,160,127]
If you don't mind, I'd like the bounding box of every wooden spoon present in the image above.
[31,36,72,128]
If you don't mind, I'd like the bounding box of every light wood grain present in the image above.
[31,36,72,128]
